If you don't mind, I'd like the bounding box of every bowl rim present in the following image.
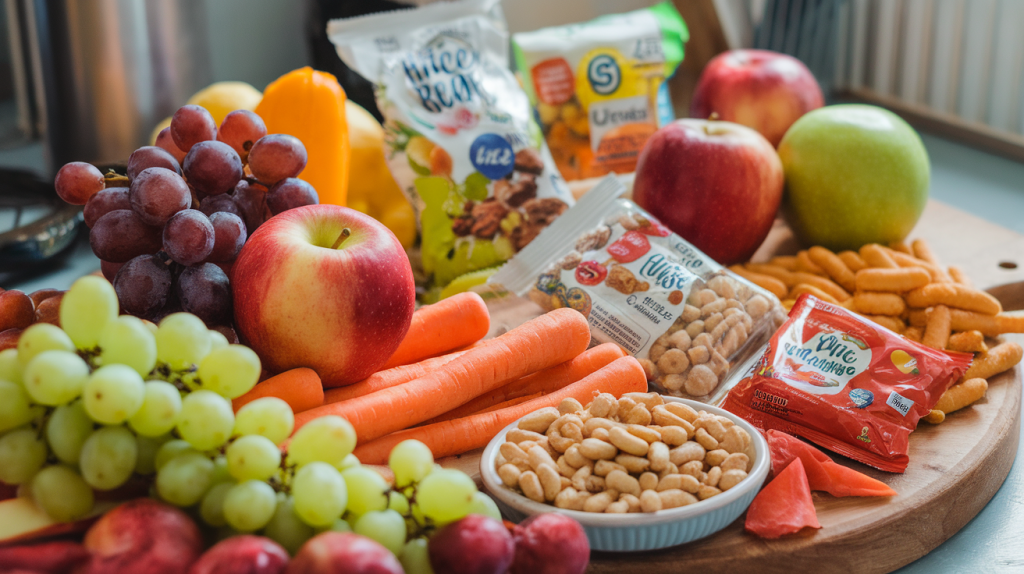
[480,396,769,527]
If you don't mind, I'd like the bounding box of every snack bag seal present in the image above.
[491,176,786,405]
[722,293,973,473]
[328,0,575,294]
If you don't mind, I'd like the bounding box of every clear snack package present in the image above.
[511,2,687,181]
[328,0,575,293]
[491,177,786,404]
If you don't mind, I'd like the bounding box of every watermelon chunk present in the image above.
[745,458,821,539]
[767,430,897,497]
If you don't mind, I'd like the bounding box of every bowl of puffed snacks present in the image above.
[480,392,770,551]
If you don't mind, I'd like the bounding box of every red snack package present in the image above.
[723,294,972,473]
[766,430,897,497]
[744,458,821,539]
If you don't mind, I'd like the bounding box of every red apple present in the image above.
[79,498,203,574]
[188,535,289,574]
[632,119,784,265]
[232,205,416,387]
[0,540,90,573]
[286,533,403,574]
[509,513,590,574]
[428,515,515,574]
[690,49,823,147]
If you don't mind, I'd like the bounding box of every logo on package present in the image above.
[587,55,620,96]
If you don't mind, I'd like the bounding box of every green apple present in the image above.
[778,104,929,250]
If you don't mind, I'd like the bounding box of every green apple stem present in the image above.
[331,228,352,250]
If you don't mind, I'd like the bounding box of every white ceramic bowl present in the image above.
[480,397,769,552]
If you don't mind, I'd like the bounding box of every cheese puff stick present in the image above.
[792,272,850,301]
[934,378,988,416]
[808,246,857,292]
[729,265,788,299]
[862,314,906,334]
[889,242,913,255]
[781,299,797,311]
[948,266,972,287]
[964,342,1023,380]
[746,263,797,287]
[855,268,931,292]
[769,255,799,271]
[838,250,868,272]
[796,250,827,275]
[922,305,951,350]
[911,238,940,266]
[947,331,987,353]
[790,283,839,305]
[887,250,951,283]
[903,326,923,343]
[860,244,899,268]
[944,310,1024,336]
[852,292,906,316]
[923,410,945,424]
[905,283,1002,316]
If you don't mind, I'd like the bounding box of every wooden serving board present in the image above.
[440,199,1024,573]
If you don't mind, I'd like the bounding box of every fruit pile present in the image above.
[56,104,319,328]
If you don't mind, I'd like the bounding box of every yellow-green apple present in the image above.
[286,532,404,574]
[632,119,784,265]
[690,50,823,146]
[79,498,203,574]
[778,104,930,250]
[187,535,289,574]
[232,204,415,387]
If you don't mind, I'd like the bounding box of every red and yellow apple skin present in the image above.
[232,204,416,387]
[633,119,784,266]
[690,49,824,147]
[81,499,203,574]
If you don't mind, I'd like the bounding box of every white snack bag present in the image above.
[328,0,574,293]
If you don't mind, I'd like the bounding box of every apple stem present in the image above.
[331,228,352,250]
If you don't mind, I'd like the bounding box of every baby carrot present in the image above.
[232,368,324,414]
[421,343,625,424]
[381,292,490,370]
[352,355,647,464]
[294,308,592,443]
[323,349,471,405]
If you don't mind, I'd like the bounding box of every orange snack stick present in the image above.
[934,378,988,416]
[232,368,324,414]
[903,326,923,343]
[889,242,913,255]
[904,283,1002,316]
[807,246,857,293]
[908,309,928,327]
[859,244,898,268]
[862,314,906,334]
[948,266,972,287]
[855,268,931,293]
[838,251,868,272]
[745,263,796,287]
[789,284,839,305]
[923,410,945,424]
[796,251,826,276]
[922,305,951,350]
[910,239,940,265]
[351,355,647,464]
[964,342,1023,380]
[294,308,592,443]
[769,255,799,271]
[381,292,490,370]
[729,266,788,299]
[949,310,1024,336]
[792,272,850,301]
[852,292,906,316]
[947,331,987,354]
[887,250,951,283]
[781,299,797,311]
[324,349,471,405]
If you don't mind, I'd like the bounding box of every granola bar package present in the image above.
[491,177,786,404]
[329,0,575,292]
[512,2,688,180]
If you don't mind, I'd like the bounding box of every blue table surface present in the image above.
[5,132,1024,572]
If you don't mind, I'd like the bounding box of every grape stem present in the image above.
[330,228,351,250]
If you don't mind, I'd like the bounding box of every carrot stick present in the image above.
[323,349,472,405]
[232,368,324,414]
[473,393,543,415]
[352,355,647,464]
[381,292,490,370]
[422,343,626,425]
[294,308,592,443]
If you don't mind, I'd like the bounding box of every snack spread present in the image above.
[329,0,575,290]
[722,294,973,472]
[512,2,687,180]
[492,177,786,403]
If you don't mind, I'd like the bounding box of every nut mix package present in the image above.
[329,0,575,292]
[721,294,973,473]
[491,177,786,404]
[512,2,687,181]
